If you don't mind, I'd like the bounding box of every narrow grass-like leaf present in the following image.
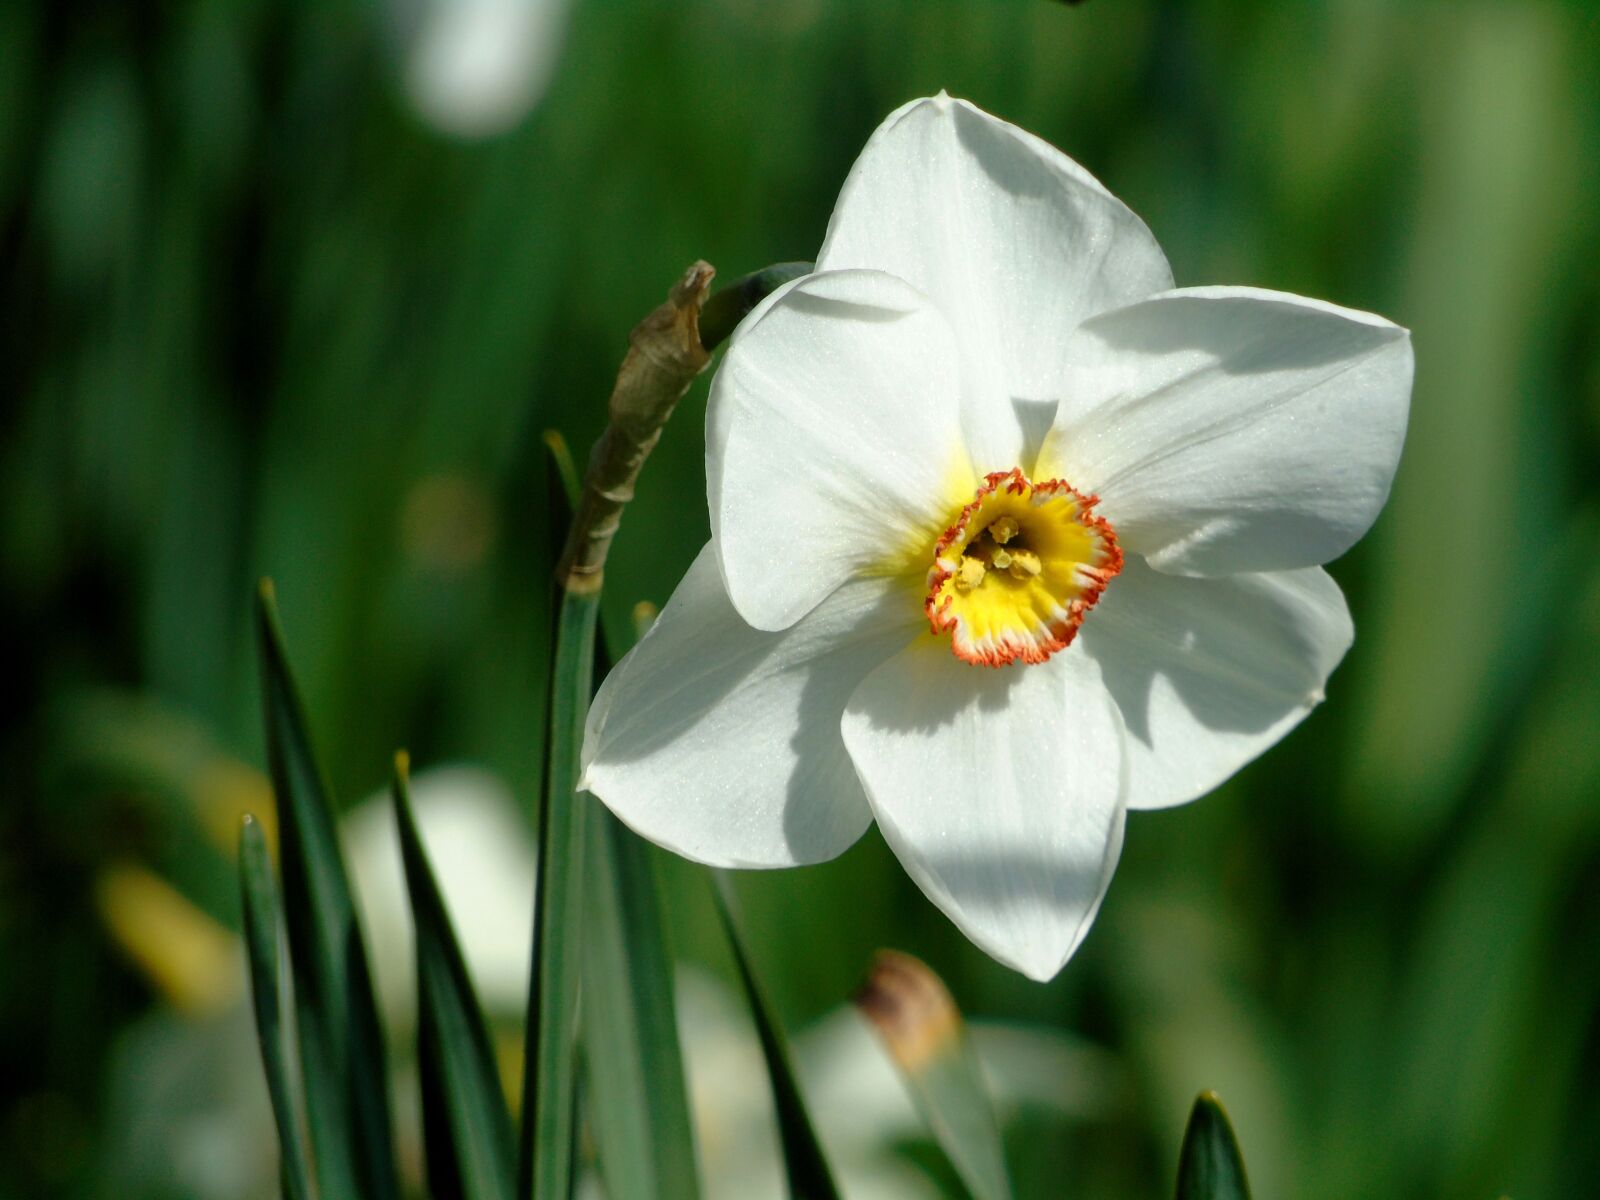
[256,579,400,1200]
[712,871,842,1200]
[518,586,600,1200]
[542,430,583,515]
[393,752,516,1200]
[238,814,314,1200]
[855,951,1013,1200]
[1175,1091,1252,1200]
[583,811,701,1200]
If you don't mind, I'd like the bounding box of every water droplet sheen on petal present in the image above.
[925,469,1122,667]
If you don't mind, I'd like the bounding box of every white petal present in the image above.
[1080,558,1353,810]
[708,269,973,632]
[818,94,1173,475]
[840,640,1126,980]
[1038,286,1413,575]
[582,545,923,868]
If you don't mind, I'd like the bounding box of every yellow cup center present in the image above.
[925,469,1122,666]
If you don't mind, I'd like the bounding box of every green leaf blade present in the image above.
[541,430,583,516]
[855,951,1013,1200]
[712,872,841,1200]
[255,579,400,1200]
[393,753,517,1200]
[582,811,701,1200]
[1175,1091,1252,1200]
[238,815,315,1200]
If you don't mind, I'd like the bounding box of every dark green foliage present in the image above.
[6,3,1600,1198]
[393,754,517,1200]
[237,816,315,1200]
[255,583,401,1199]
[1175,1093,1251,1200]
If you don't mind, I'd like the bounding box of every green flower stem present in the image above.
[520,588,600,1200]
[521,260,817,1197]
[523,263,722,1199]
[543,423,701,1200]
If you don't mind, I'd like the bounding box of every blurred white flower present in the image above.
[343,764,534,1029]
[100,764,532,1200]
[101,757,1123,1197]
[583,93,1414,980]
[100,1005,277,1200]
[397,0,569,138]
[673,968,1125,1200]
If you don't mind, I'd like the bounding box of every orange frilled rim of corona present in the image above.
[925,468,1123,667]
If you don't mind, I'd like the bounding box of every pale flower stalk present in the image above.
[582,94,1413,980]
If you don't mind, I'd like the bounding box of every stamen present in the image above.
[1005,549,1042,579]
[988,516,1020,545]
[954,557,987,591]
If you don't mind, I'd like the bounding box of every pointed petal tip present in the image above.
[984,916,1096,981]
[1011,947,1069,983]
[949,918,1084,982]
[843,643,1126,983]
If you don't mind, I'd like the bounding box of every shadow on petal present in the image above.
[1081,559,1345,751]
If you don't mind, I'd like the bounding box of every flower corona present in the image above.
[926,469,1122,667]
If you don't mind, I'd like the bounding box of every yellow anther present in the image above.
[1005,549,1043,579]
[991,548,1013,570]
[954,557,987,591]
[988,516,1020,544]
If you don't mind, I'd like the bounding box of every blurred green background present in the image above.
[4,0,1599,1197]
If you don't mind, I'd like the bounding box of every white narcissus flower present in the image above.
[581,95,1413,980]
